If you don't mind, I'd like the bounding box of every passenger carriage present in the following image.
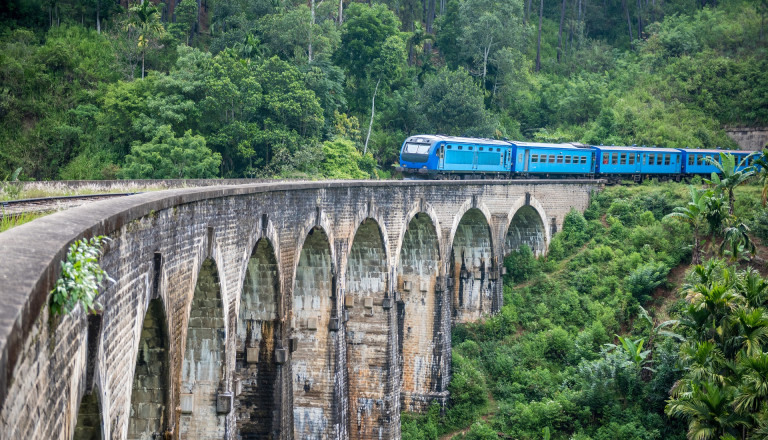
[512,141,593,177]
[593,146,682,181]
[679,149,754,176]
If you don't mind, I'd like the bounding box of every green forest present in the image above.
[0,0,766,180]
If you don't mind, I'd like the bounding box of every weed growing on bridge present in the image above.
[50,236,113,316]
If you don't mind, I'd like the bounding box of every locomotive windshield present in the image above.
[404,142,431,154]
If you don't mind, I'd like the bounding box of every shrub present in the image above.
[50,236,112,316]
[504,244,539,283]
[625,261,669,303]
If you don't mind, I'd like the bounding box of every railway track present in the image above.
[0,192,141,217]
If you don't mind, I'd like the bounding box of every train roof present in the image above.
[679,148,751,155]
[509,141,586,149]
[593,145,681,153]
[405,135,511,146]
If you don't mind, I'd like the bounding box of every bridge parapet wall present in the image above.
[0,179,601,439]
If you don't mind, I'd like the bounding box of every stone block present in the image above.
[306,317,317,330]
[290,338,299,352]
[275,348,287,364]
[344,295,355,308]
[217,392,233,414]
[234,378,242,396]
[180,393,194,414]
[247,347,260,364]
[364,297,373,309]
[403,280,412,291]
[382,298,393,309]
[329,318,340,331]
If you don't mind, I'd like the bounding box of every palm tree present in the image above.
[665,186,711,264]
[733,353,768,416]
[666,381,743,440]
[730,308,768,357]
[705,152,755,215]
[126,1,164,79]
[720,220,756,262]
[752,148,768,206]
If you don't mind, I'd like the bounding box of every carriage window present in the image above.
[603,154,609,165]
[532,154,538,163]
[479,147,484,151]
[628,154,635,165]
[458,145,463,150]
[497,148,501,152]
[469,146,473,150]
[688,155,694,165]
[619,153,625,165]
[557,155,564,163]
[656,154,662,165]
[649,154,655,165]
[697,155,703,165]
[611,153,618,165]
[447,145,452,149]
[565,156,571,164]
[549,155,555,163]
[581,156,587,164]
[664,154,670,165]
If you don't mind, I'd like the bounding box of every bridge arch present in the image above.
[397,211,442,411]
[73,386,104,440]
[180,257,227,439]
[344,218,393,438]
[394,204,443,275]
[291,225,337,439]
[234,236,280,438]
[128,298,169,439]
[503,195,550,257]
[448,203,495,323]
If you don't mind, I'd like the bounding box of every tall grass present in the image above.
[0,211,47,233]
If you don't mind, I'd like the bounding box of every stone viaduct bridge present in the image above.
[0,179,601,440]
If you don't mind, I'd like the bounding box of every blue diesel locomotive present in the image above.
[398,134,754,181]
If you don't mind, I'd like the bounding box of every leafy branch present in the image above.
[50,236,113,316]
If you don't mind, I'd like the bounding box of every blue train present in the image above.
[397,135,755,181]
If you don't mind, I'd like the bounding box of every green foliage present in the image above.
[626,261,669,302]
[411,67,496,137]
[319,138,373,179]
[50,236,112,316]
[120,125,221,179]
[503,244,539,283]
[666,262,768,440]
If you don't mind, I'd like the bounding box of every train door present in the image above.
[634,153,641,173]
[438,144,445,169]
[524,149,530,172]
[472,148,478,170]
[504,149,512,169]
[591,152,596,173]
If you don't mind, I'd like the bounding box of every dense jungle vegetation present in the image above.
[404,176,768,439]
[0,0,766,181]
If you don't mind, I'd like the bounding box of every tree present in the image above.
[704,152,755,215]
[120,125,221,178]
[456,0,524,83]
[752,148,768,206]
[535,0,543,72]
[664,186,712,265]
[125,1,165,79]
[412,67,496,137]
[319,138,373,179]
[336,3,401,79]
